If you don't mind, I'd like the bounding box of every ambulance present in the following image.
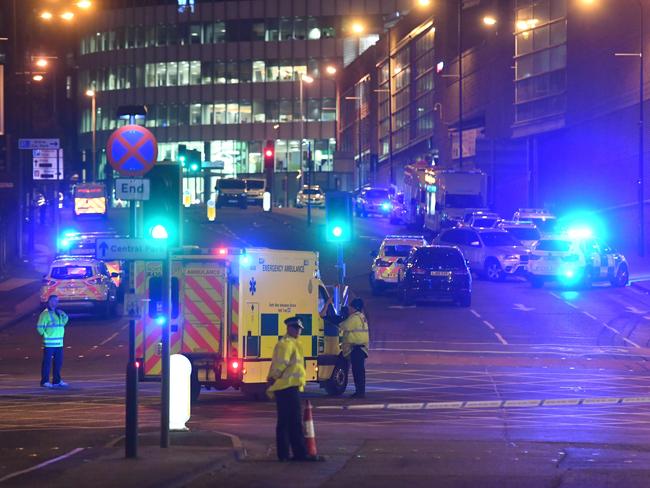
[73,182,108,218]
[132,247,346,400]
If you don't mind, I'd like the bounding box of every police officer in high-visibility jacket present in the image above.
[267,316,321,462]
[339,298,369,398]
[37,295,69,388]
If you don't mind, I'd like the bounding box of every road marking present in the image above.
[503,399,541,408]
[494,333,508,345]
[99,332,119,346]
[347,404,385,410]
[0,447,85,483]
[622,337,642,349]
[582,311,598,321]
[513,303,535,312]
[465,400,502,408]
[470,309,481,318]
[425,401,464,409]
[388,305,417,309]
[582,397,620,405]
[564,301,579,310]
[542,398,581,406]
[482,320,495,330]
[626,306,648,315]
[386,402,424,410]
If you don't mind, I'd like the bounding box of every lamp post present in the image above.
[85,89,96,182]
[615,0,645,256]
[299,74,314,225]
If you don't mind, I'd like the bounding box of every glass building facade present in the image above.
[77,0,412,178]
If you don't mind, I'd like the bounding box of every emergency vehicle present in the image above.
[402,162,430,228]
[41,256,119,316]
[73,183,108,218]
[370,235,428,294]
[132,248,346,400]
[57,231,125,288]
[527,230,629,288]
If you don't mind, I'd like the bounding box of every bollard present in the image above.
[169,354,192,431]
[125,360,139,458]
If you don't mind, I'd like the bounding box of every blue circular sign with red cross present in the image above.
[106,125,158,176]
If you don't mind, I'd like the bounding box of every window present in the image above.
[190,23,202,44]
[279,100,293,122]
[166,62,177,86]
[322,98,336,121]
[253,100,265,122]
[202,104,214,124]
[307,17,321,39]
[307,99,320,121]
[201,61,213,84]
[190,61,201,85]
[266,100,279,122]
[253,61,265,82]
[240,61,252,82]
[266,63,279,81]
[226,102,239,124]
[252,22,265,41]
[190,104,201,125]
[226,61,238,83]
[240,101,252,123]
[214,103,225,124]
[178,61,190,85]
[279,61,293,81]
[266,19,279,41]
[279,18,292,40]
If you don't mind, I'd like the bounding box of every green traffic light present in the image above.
[150,224,169,239]
[190,162,199,172]
[332,225,343,238]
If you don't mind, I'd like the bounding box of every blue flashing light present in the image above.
[155,315,166,326]
[241,254,251,266]
[381,202,392,211]
[567,227,593,240]
[150,224,169,240]
[58,238,70,249]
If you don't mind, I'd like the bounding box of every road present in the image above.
[3,205,650,486]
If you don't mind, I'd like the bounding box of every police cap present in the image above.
[284,316,304,329]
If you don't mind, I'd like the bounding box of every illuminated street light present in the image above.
[35,58,48,68]
[351,22,364,34]
[60,11,75,21]
[77,0,92,8]
[483,16,497,26]
[85,89,95,97]
[301,74,314,83]
[32,74,44,82]
[325,65,337,75]
[417,0,431,6]
[40,11,53,20]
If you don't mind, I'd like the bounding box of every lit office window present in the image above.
[190,104,201,125]
[322,98,336,122]
[307,17,321,39]
[226,61,238,83]
[266,63,280,81]
[253,61,265,82]
[188,61,201,85]
[226,102,239,124]
[201,104,214,124]
[214,62,226,84]
[201,61,213,84]
[266,19,279,41]
[240,101,252,123]
[279,62,293,81]
[179,61,190,85]
[190,23,202,44]
[253,100,266,122]
[214,103,226,124]
[307,99,320,121]
[167,62,178,86]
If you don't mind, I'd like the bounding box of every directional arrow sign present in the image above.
[513,303,535,312]
[96,238,167,261]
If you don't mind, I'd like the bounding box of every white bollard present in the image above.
[169,354,192,431]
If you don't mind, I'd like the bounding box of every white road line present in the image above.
[0,447,85,483]
[622,337,642,349]
[482,320,495,330]
[564,301,579,310]
[494,333,508,345]
[99,332,119,346]
[582,311,598,321]
[470,309,482,318]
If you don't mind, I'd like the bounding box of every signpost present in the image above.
[96,238,167,261]
[32,148,63,180]
[18,138,60,150]
[115,178,150,201]
[106,125,158,177]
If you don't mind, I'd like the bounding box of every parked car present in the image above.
[389,193,407,224]
[462,210,500,228]
[355,187,392,217]
[245,178,266,206]
[296,185,325,208]
[527,234,629,288]
[434,227,529,281]
[498,220,541,250]
[397,245,472,307]
[215,178,247,209]
[369,234,428,294]
[512,208,557,235]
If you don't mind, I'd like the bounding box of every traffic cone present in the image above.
[303,400,318,457]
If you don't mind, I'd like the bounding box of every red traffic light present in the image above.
[265,148,273,158]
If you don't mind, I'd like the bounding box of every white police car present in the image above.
[527,230,629,288]
[370,235,427,294]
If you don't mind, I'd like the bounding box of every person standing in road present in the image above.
[339,298,369,398]
[37,295,69,388]
[267,316,322,462]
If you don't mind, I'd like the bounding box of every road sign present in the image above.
[19,138,60,150]
[106,125,158,177]
[96,238,167,260]
[115,178,150,201]
[33,148,63,180]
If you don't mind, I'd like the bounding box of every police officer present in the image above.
[267,316,322,462]
[37,295,69,388]
[339,298,369,398]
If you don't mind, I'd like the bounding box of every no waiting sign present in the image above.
[106,125,158,177]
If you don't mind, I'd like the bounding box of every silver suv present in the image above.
[434,227,530,281]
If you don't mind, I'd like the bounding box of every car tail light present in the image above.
[562,254,579,262]
[529,254,541,260]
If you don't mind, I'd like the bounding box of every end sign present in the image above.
[116,178,150,201]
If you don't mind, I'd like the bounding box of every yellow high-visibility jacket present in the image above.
[339,311,369,358]
[266,335,306,399]
[36,308,69,348]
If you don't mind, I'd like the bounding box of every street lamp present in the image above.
[299,74,314,225]
[32,74,44,82]
[35,58,48,68]
[60,11,75,21]
[86,89,97,182]
[351,22,365,35]
[614,0,645,256]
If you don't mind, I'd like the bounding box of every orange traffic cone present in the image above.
[303,400,318,457]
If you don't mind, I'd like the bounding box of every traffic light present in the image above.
[178,144,187,167]
[187,149,202,173]
[143,163,181,247]
[263,141,275,170]
[325,191,353,243]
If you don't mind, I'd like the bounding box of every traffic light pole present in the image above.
[160,251,171,448]
[335,243,346,312]
[307,142,312,226]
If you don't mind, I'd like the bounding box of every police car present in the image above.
[41,256,119,316]
[370,235,427,294]
[58,231,124,288]
[512,208,557,235]
[527,230,629,288]
[498,220,541,250]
